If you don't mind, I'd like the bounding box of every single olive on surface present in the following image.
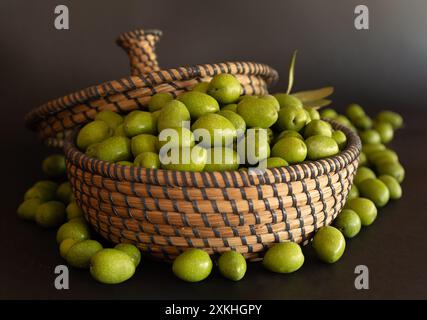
[56,182,73,204]
[263,242,305,273]
[134,152,160,169]
[271,137,307,164]
[33,180,58,193]
[312,226,346,264]
[90,249,136,284]
[319,108,337,119]
[305,135,339,161]
[66,201,83,220]
[218,251,247,281]
[42,154,66,178]
[207,74,242,104]
[368,149,398,166]
[115,243,141,267]
[345,197,377,226]
[362,143,385,156]
[334,209,362,238]
[345,103,365,121]
[66,240,103,269]
[95,110,123,130]
[353,167,376,186]
[172,249,213,282]
[178,91,220,119]
[35,201,66,228]
[303,120,333,138]
[17,198,43,221]
[376,161,405,183]
[379,175,402,200]
[373,121,394,144]
[352,115,373,130]
[334,115,353,129]
[56,220,90,244]
[148,92,173,112]
[358,178,390,207]
[359,130,381,145]
[24,186,55,202]
[77,120,113,151]
[376,110,403,129]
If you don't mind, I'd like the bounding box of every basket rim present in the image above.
[25,61,279,129]
[63,120,361,188]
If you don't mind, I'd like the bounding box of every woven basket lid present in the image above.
[24,28,279,147]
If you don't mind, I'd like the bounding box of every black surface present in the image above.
[1,0,427,300]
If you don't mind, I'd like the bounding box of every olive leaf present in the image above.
[286,50,298,94]
[302,99,332,109]
[292,87,334,102]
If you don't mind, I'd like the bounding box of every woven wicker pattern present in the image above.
[24,29,279,147]
[64,121,361,261]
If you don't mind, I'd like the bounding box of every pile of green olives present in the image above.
[76,74,347,172]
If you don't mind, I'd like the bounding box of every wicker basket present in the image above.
[24,28,278,148]
[27,28,361,261]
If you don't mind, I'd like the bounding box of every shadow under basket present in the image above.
[64,120,361,262]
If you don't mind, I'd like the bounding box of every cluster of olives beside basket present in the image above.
[18,71,405,284]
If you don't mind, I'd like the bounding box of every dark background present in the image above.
[1,0,427,300]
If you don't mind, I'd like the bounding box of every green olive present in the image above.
[35,201,66,228]
[334,209,361,238]
[66,240,103,269]
[348,184,359,201]
[358,178,390,207]
[207,74,242,104]
[24,186,55,202]
[95,110,123,130]
[345,103,365,121]
[191,113,236,148]
[260,95,280,111]
[376,161,405,183]
[148,92,173,112]
[253,127,274,144]
[218,251,247,281]
[123,111,155,137]
[263,242,304,273]
[42,154,66,178]
[275,105,307,132]
[359,152,368,166]
[305,135,339,160]
[66,201,83,220]
[115,243,141,267]
[237,97,278,129]
[59,238,79,259]
[192,82,210,93]
[204,147,240,172]
[274,130,303,144]
[77,120,113,151]
[359,130,381,145]
[319,108,337,119]
[86,143,100,158]
[352,116,373,130]
[368,149,398,166]
[56,182,72,204]
[96,136,131,163]
[157,100,191,133]
[303,120,333,138]
[362,143,385,156]
[332,130,347,149]
[379,175,402,200]
[217,110,246,136]
[160,146,207,172]
[172,249,213,282]
[373,121,394,144]
[312,226,346,263]
[273,93,303,109]
[57,220,90,243]
[33,180,58,193]
[260,157,289,168]
[90,249,135,284]
[304,107,320,121]
[131,134,159,157]
[237,130,271,165]
[353,167,376,186]
[271,137,307,164]
[178,91,220,119]
[345,197,377,226]
[221,103,238,112]
[114,124,126,137]
[134,152,160,169]
[17,198,43,221]
[376,111,403,129]
[158,127,195,150]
